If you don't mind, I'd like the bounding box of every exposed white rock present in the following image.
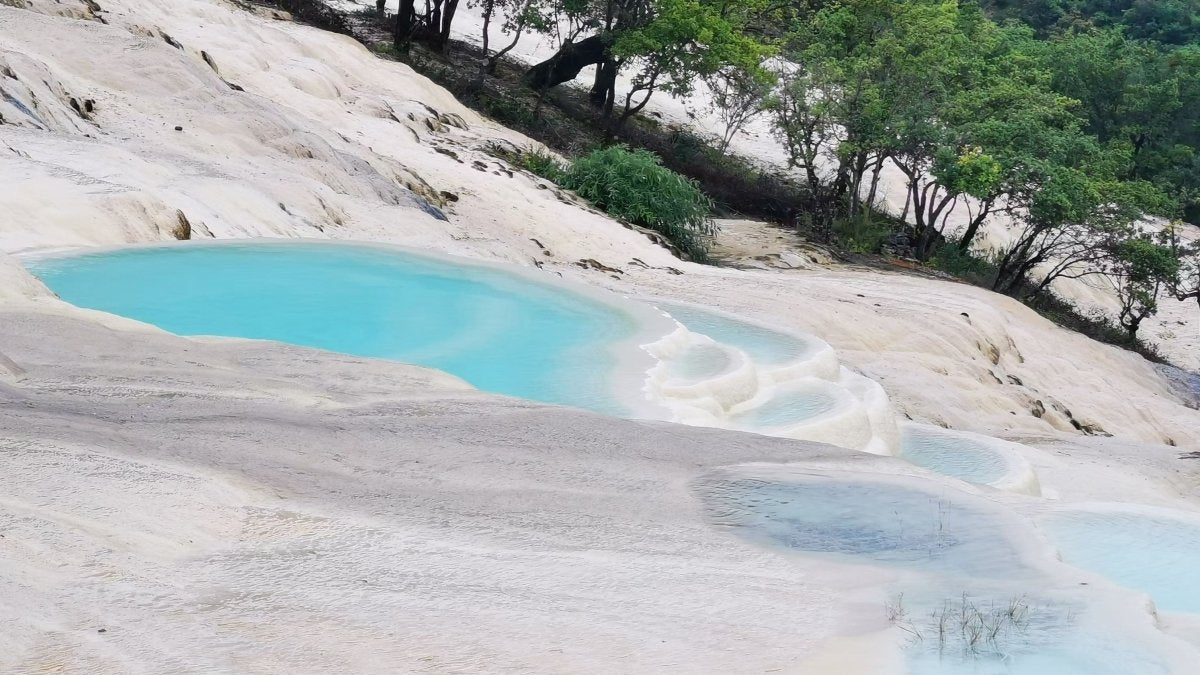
[2,0,1200,671]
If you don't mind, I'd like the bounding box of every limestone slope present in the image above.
[1,0,1196,451]
[1,2,1200,671]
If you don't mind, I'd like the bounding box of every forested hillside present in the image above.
[759,0,1199,335]
[982,0,1200,223]
[983,0,1200,44]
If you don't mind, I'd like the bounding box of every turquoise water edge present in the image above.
[29,242,640,414]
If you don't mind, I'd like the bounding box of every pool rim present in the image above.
[19,237,682,419]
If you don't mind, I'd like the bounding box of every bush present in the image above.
[931,239,996,284]
[514,146,566,183]
[832,213,892,254]
[561,146,716,261]
[478,93,540,129]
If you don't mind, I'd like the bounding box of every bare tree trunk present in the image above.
[429,0,442,47]
[476,0,494,86]
[487,6,531,74]
[864,154,885,208]
[616,71,659,130]
[590,59,619,111]
[957,199,992,252]
[524,35,609,90]
[394,0,417,51]
[437,0,459,53]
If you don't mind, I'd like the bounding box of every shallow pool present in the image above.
[900,593,1169,675]
[905,630,1169,675]
[1042,508,1200,614]
[655,301,814,366]
[701,477,1181,673]
[729,384,840,429]
[703,478,1028,578]
[28,242,649,414]
[899,426,1011,485]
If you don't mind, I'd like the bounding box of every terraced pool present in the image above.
[28,242,661,414]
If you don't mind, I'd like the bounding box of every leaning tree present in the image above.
[522,0,767,126]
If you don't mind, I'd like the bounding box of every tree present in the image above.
[1106,234,1182,338]
[980,0,1200,45]
[924,25,1099,257]
[521,0,769,127]
[1038,31,1200,222]
[883,0,1002,259]
[1167,222,1200,311]
[394,0,463,52]
[770,0,904,230]
[771,60,839,231]
[705,64,773,153]
[609,0,770,128]
[771,0,1003,236]
[991,167,1168,299]
[521,0,612,92]
[476,0,551,79]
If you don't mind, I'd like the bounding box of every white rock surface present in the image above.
[2,0,1200,671]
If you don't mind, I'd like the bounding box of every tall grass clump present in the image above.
[931,239,995,284]
[832,212,892,254]
[561,146,716,261]
[514,146,566,183]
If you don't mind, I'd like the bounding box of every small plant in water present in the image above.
[885,593,924,645]
[887,592,1039,660]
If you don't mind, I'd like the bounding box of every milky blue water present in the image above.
[900,426,1011,486]
[703,479,1028,578]
[28,243,640,414]
[905,627,1168,675]
[701,478,1174,674]
[730,386,839,429]
[899,586,1170,675]
[1042,510,1200,614]
[663,343,734,383]
[655,302,813,366]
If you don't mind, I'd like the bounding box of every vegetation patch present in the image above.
[510,145,565,183]
[831,213,893,255]
[506,144,715,261]
[561,146,715,261]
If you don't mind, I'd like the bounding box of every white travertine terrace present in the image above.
[2,0,1199,672]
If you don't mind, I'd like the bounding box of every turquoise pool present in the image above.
[700,477,1179,674]
[1042,508,1200,614]
[899,425,1011,486]
[654,301,815,366]
[702,478,1029,578]
[28,242,649,414]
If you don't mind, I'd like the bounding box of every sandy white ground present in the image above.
[2,0,1200,671]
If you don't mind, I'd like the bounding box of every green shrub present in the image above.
[561,146,716,261]
[478,93,539,129]
[930,239,999,286]
[832,213,892,254]
[369,42,402,59]
[514,146,566,183]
